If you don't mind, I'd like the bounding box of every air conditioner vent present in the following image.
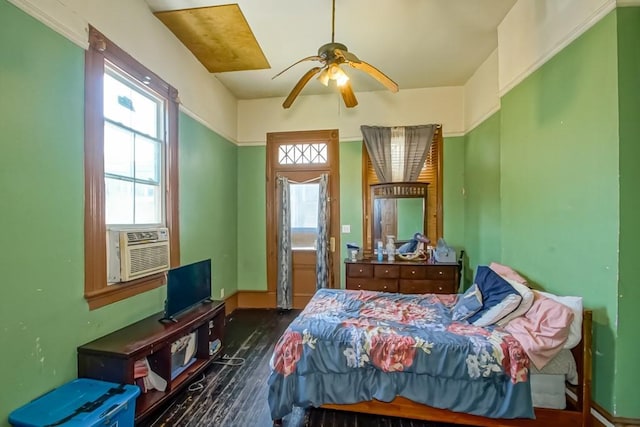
[107,227,170,283]
[129,242,170,278]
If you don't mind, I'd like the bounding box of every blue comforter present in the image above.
[268,289,533,420]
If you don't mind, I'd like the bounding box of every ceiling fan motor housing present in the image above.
[318,42,348,60]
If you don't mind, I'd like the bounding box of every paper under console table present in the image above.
[345,259,460,294]
[77,300,225,423]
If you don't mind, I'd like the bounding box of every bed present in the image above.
[268,288,592,427]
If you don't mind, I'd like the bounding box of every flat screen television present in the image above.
[162,259,212,322]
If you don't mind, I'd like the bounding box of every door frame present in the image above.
[266,129,340,305]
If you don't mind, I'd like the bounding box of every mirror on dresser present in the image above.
[370,182,428,252]
[361,125,443,257]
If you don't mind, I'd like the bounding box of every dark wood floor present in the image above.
[140,309,464,427]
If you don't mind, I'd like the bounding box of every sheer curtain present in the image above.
[276,176,292,309]
[361,124,437,182]
[316,174,330,289]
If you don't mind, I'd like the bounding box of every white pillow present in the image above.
[538,291,583,349]
[472,293,522,327]
[496,278,535,326]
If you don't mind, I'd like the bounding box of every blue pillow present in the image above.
[467,266,520,324]
[451,284,483,322]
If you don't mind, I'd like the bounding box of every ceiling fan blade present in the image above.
[339,80,358,108]
[334,48,360,64]
[272,55,323,80]
[283,66,324,109]
[347,60,399,93]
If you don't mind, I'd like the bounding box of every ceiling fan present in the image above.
[272,0,399,109]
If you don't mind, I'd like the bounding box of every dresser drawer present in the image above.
[347,278,398,293]
[373,265,399,279]
[424,266,456,280]
[346,264,373,278]
[399,279,456,294]
[400,265,428,279]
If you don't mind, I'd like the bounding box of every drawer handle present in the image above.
[357,284,362,289]
[438,271,443,275]
[383,285,387,290]
[411,270,416,275]
[438,286,443,291]
[384,269,389,274]
[359,268,363,273]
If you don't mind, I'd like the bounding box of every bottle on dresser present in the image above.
[386,236,395,261]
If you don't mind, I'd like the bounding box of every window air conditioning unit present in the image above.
[107,227,170,284]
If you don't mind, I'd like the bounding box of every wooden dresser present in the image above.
[345,259,460,294]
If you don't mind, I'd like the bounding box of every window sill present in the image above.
[85,273,165,310]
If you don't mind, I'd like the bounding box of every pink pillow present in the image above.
[504,291,574,370]
[489,262,528,285]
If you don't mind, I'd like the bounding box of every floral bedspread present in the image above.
[268,289,533,420]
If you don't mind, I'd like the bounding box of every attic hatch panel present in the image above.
[154,4,270,73]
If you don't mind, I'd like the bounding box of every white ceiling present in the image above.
[145,0,516,101]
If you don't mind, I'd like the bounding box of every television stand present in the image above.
[77,300,225,424]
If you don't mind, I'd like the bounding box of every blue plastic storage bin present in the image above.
[8,378,140,427]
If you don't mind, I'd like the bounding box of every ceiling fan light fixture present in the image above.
[317,68,330,86]
[329,64,349,86]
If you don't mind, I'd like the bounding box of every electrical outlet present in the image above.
[220,288,225,299]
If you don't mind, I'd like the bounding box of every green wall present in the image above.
[339,141,364,288]
[443,136,466,254]
[461,8,640,418]
[0,2,238,424]
[615,7,640,418]
[499,12,620,413]
[237,145,267,291]
[179,113,239,299]
[463,112,502,288]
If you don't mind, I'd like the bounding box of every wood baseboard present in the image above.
[236,290,277,308]
[231,290,313,309]
[592,401,640,427]
[223,292,238,315]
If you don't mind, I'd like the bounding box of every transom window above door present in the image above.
[278,143,328,165]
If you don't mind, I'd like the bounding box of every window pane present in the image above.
[104,122,134,178]
[135,183,162,224]
[290,183,319,249]
[105,178,134,224]
[104,70,160,138]
[135,135,161,183]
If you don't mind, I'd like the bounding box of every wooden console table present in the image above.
[345,259,460,294]
[77,300,225,423]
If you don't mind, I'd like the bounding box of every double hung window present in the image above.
[84,26,180,309]
[104,65,165,226]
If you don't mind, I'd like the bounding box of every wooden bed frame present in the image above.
[321,310,593,427]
